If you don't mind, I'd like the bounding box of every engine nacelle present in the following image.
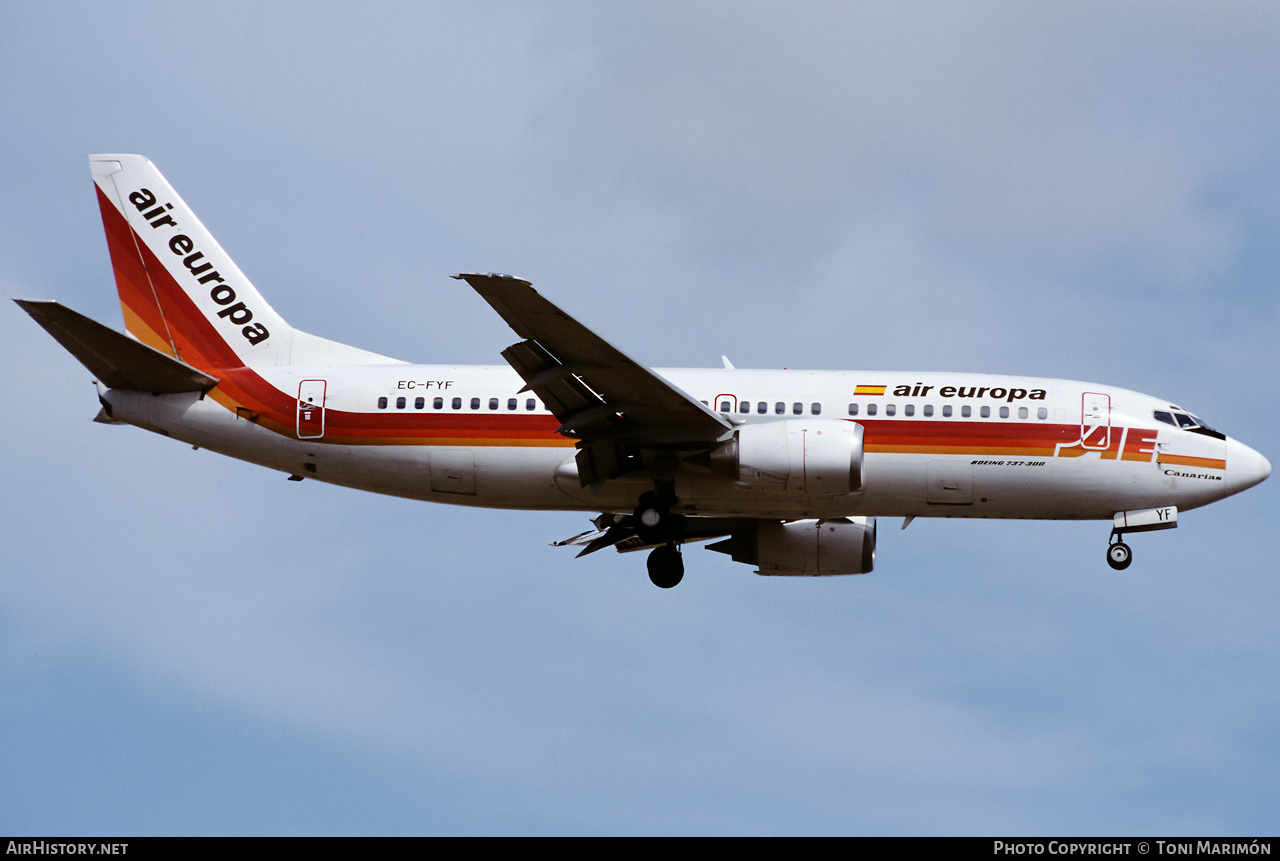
[709,517,877,576]
[710,420,863,495]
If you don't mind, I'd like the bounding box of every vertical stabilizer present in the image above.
[91,154,293,371]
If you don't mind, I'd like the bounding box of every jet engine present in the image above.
[708,517,877,576]
[709,420,864,495]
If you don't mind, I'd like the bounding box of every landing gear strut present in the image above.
[647,544,684,589]
[635,488,685,587]
[1106,532,1132,571]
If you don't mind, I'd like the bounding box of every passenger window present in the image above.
[757,402,768,414]
[1037,407,1048,420]
[792,402,802,415]
[434,397,443,409]
[848,403,858,416]
[720,401,731,412]
[488,398,498,410]
[867,403,878,416]
[507,398,517,410]
[999,406,1009,418]
[904,404,915,417]
[980,406,991,418]
[739,402,750,414]
[396,396,406,409]
[942,405,952,418]
[415,396,425,409]
[775,402,785,414]
[469,397,480,410]
[886,404,896,416]
[811,403,821,415]
[1018,406,1028,419]
[377,396,388,409]
[961,405,971,418]
[526,398,536,411]
[923,404,934,417]
[452,397,462,410]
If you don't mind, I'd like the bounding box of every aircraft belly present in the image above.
[637,452,1119,520]
[106,389,297,466]
[468,447,586,509]
[962,451,1195,519]
[676,453,1169,521]
[105,390,594,511]
[279,445,578,509]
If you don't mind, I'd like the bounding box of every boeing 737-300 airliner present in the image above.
[17,155,1271,587]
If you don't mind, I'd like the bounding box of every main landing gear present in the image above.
[635,491,685,588]
[634,496,674,544]
[647,544,684,589]
[1106,532,1132,571]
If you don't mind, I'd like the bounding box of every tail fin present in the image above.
[91,154,293,372]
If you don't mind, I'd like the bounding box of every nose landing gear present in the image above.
[1105,507,1178,571]
[1106,536,1132,570]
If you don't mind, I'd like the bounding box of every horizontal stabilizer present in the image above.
[16,299,218,393]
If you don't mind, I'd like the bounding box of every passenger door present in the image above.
[297,379,326,439]
[1081,392,1111,450]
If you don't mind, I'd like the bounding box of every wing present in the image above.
[454,273,732,449]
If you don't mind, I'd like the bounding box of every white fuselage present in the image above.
[100,364,1269,523]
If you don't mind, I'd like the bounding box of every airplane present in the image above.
[17,154,1271,588]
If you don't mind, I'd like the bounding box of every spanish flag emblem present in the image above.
[854,384,886,396]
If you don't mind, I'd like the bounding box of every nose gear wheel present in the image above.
[1106,536,1132,570]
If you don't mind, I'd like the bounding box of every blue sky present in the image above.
[2,2,1278,835]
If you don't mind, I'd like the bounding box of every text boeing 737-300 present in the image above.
[17,155,1271,588]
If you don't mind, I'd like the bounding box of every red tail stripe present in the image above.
[97,185,241,372]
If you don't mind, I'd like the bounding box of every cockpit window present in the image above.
[1156,407,1226,440]
[1187,413,1225,438]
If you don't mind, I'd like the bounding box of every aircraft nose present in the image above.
[1226,438,1270,492]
